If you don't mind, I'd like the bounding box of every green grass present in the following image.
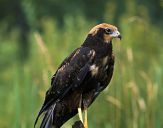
[0,15,163,128]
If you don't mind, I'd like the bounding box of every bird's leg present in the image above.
[84,109,88,128]
[83,100,88,128]
[78,95,83,123]
[78,108,83,123]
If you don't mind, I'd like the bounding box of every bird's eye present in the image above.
[105,28,112,34]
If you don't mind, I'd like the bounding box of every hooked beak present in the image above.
[117,35,122,40]
[110,30,122,40]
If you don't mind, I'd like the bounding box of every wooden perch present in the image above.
[72,120,84,128]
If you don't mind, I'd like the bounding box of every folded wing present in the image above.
[34,46,95,127]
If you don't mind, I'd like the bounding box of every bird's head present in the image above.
[88,23,121,43]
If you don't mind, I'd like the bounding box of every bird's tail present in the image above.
[34,103,57,128]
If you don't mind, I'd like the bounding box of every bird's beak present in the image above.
[117,35,122,40]
[111,30,122,40]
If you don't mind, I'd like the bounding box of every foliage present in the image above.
[0,0,163,128]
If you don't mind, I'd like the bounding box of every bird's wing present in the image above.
[34,46,95,126]
[50,48,80,86]
[46,46,95,105]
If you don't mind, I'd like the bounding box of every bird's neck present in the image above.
[82,34,113,57]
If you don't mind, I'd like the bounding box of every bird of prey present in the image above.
[34,23,121,128]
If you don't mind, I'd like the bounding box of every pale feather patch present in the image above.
[71,49,80,60]
[90,64,99,76]
[58,63,68,72]
[102,56,108,66]
[89,23,118,36]
[105,65,108,70]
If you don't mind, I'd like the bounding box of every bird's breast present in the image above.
[90,55,113,77]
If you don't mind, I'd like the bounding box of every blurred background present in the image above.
[0,0,163,128]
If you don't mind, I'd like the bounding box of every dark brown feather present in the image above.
[35,23,120,128]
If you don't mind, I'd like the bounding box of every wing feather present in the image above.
[34,46,95,127]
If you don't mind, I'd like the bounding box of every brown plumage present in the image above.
[34,23,121,128]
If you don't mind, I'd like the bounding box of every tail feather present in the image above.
[40,112,53,128]
[34,103,56,128]
[34,108,43,127]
